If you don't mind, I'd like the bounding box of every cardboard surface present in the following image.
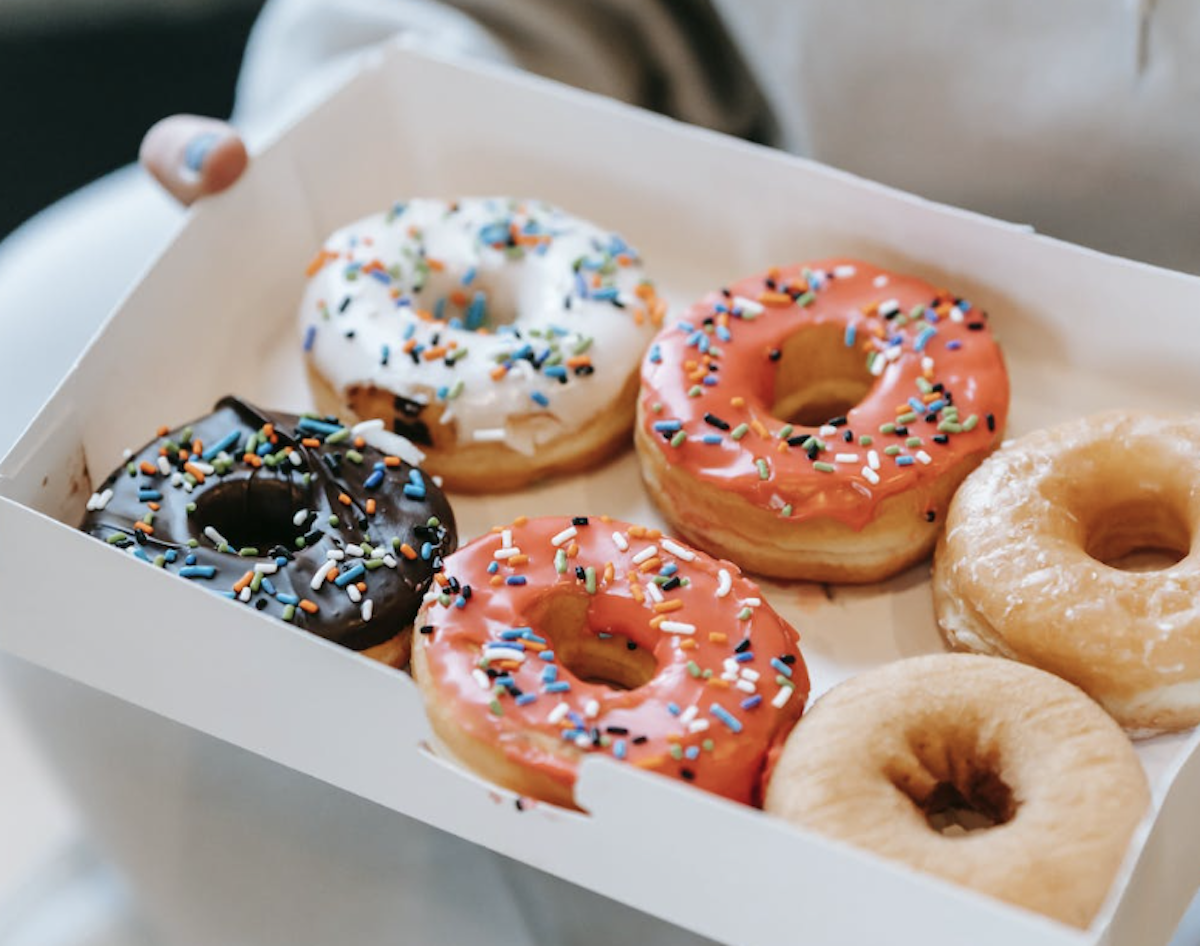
[2,39,1199,946]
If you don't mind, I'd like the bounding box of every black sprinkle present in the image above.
[768,348,782,362]
[575,566,586,581]
[703,413,731,431]
[461,585,472,600]
[255,598,268,610]
[787,435,808,447]
[933,434,949,444]
[894,426,908,437]
[843,429,854,442]
[606,726,629,735]
[828,415,848,427]
[515,799,525,811]
[626,640,638,651]
[572,516,590,526]
[780,654,797,665]
[986,413,996,432]
[661,576,681,591]
[735,638,752,654]
[925,510,937,523]
[574,365,595,376]
[343,330,356,340]
[338,296,352,313]
[419,624,434,635]
[633,736,649,745]
[925,413,938,424]
[720,287,732,298]
[680,768,696,781]
[967,322,986,331]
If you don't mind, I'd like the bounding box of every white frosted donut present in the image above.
[300,198,663,491]
[765,654,1149,929]
[933,411,1200,735]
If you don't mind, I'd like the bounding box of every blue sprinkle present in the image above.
[381,344,390,364]
[702,375,719,386]
[958,300,972,312]
[735,651,755,663]
[421,542,433,560]
[675,321,695,333]
[256,441,273,457]
[297,418,343,438]
[480,222,509,246]
[133,548,152,562]
[275,556,288,567]
[896,456,915,467]
[434,297,447,321]
[219,590,235,598]
[561,729,584,741]
[591,286,618,302]
[499,629,527,640]
[926,398,946,413]
[487,561,499,574]
[686,330,705,348]
[180,566,216,579]
[485,641,524,651]
[462,266,477,286]
[409,469,423,486]
[402,323,416,340]
[567,711,586,728]
[334,563,366,587]
[685,746,700,760]
[947,340,963,351]
[649,343,662,364]
[702,433,722,444]
[369,269,391,285]
[716,325,731,342]
[913,326,938,352]
[531,391,550,407]
[653,420,682,433]
[506,576,527,586]
[539,650,556,662]
[574,271,588,298]
[138,489,163,502]
[466,291,487,330]
[403,484,427,500]
[364,469,385,490]
[545,681,571,693]
[613,739,627,760]
[668,702,682,716]
[303,325,317,352]
[659,562,678,576]
[544,365,568,381]
[454,595,467,609]
[261,577,276,596]
[908,397,925,413]
[185,554,197,566]
[515,693,538,707]
[770,657,793,678]
[276,593,300,606]
[494,675,514,687]
[202,430,241,460]
[710,704,743,733]
[741,695,763,710]
[164,549,178,563]
[542,665,558,683]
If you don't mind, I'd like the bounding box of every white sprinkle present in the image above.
[819,424,837,438]
[432,475,444,487]
[723,658,740,674]
[741,668,760,682]
[885,346,903,362]
[493,547,522,560]
[632,545,658,564]
[183,481,194,493]
[868,450,881,471]
[371,546,387,560]
[346,544,365,558]
[204,526,228,547]
[253,562,278,574]
[716,569,732,599]
[356,425,425,465]
[550,525,577,547]
[171,472,184,487]
[361,599,374,622]
[659,621,696,635]
[574,734,592,749]
[772,687,794,709]
[736,679,757,694]
[293,509,309,527]
[122,447,133,460]
[916,450,932,465]
[862,466,881,485]
[950,305,965,322]
[548,702,571,724]
[680,706,698,725]
[878,298,899,317]
[238,587,252,603]
[472,669,491,690]
[485,647,526,664]
[921,356,935,373]
[835,453,859,464]
[660,538,695,561]
[346,585,363,604]
[612,531,629,551]
[190,461,215,475]
[157,456,171,476]
[870,355,886,377]
[732,295,764,316]
[688,719,710,734]
[584,699,600,719]
[87,488,114,511]
[743,597,761,608]
[645,581,664,604]
[289,451,303,467]
[834,264,857,278]
[310,565,333,591]
[721,671,739,682]
[326,549,345,561]
[501,529,513,549]
[382,555,398,569]
[873,275,889,288]
[473,428,507,443]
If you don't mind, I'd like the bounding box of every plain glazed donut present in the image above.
[635,259,1009,582]
[411,515,809,809]
[765,654,1149,929]
[301,197,664,492]
[82,397,457,668]
[934,410,1200,735]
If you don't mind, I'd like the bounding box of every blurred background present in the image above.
[0,0,266,240]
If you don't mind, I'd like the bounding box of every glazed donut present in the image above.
[411,515,809,808]
[765,654,1149,929]
[934,410,1200,735]
[635,259,1009,582]
[300,197,664,492]
[82,396,457,668]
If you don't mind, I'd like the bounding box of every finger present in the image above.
[139,115,249,207]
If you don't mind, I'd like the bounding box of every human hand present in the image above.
[139,115,248,206]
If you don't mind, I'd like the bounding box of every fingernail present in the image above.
[183,132,220,174]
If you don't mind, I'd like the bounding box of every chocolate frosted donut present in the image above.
[81,396,457,667]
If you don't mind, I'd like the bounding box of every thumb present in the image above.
[139,115,248,206]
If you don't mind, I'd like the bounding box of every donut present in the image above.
[934,410,1200,735]
[411,515,809,808]
[300,197,664,492]
[635,259,1009,582]
[765,654,1149,929]
[81,396,457,668]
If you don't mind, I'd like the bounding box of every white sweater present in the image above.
[234,0,1200,273]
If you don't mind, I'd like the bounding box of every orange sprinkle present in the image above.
[649,615,666,629]
[708,632,728,643]
[262,424,274,439]
[183,462,206,484]
[707,678,732,689]
[302,438,321,448]
[156,425,169,437]
[490,365,508,381]
[629,583,645,604]
[400,543,418,560]
[449,290,469,307]
[133,521,154,534]
[139,461,157,475]
[356,582,367,593]
[233,571,254,594]
[384,456,402,467]
[513,516,529,526]
[192,439,203,454]
[603,562,614,584]
[758,291,793,307]
[566,356,592,370]
[638,557,663,573]
[426,258,445,272]
[435,573,449,586]
[147,502,160,511]
[403,338,418,353]
[750,420,769,439]
[299,599,319,614]
[567,541,579,559]
[679,638,697,650]
[490,575,504,587]
[354,436,366,449]
[653,599,684,614]
[422,346,448,361]
[305,249,337,277]
[509,554,529,566]
[633,755,666,769]
[366,499,377,516]
[338,493,352,506]
[242,454,262,468]
[731,396,746,409]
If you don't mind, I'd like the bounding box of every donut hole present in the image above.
[192,479,304,551]
[414,267,522,332]
[1081,497,1191,572]
[770,323,876,428]
[528,593,658,691]
[890,737,1015,835]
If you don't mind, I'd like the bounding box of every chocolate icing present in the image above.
[81,396,456,651]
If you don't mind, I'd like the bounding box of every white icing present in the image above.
[301,198,657,454]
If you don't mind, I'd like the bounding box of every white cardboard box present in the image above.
[2,38,1200,946]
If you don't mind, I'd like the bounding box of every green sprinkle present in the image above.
[938,420,964,434]
[731,423,750,441]
[106,532,127,544]
[142,512,154,526]
[295,537,307,549]
[250,571,263,593]
[584,566,597,595]
[125,462,137,477]
[796,291,815,307]
[880,423,896,434]
[282,604,296,622]
[153,554,166,568]
[702,668,713,679]
[345,450,364,465]
[906,437,923,448]
[263,455,277,469]
[328,515,340,527]
[217,543,231,554]
[859,434,874,446]
[670,430,687,448]
[438,593,452,607]
[909,304,925,320]
[489,699,504,717]
[686,661,701,678]
[781,504,793,518]
[916,377,933,394]
[688,385,703,398]
[776,675,796,689]
[447,380,465,400]
[183,473,198,487]
[326,427,351,444]
[755,458,770,480]
[670,744,684,761]
[572,336,593,355]
[800,436,818,451]
[702,738,715,752]
[962,414,979,431]
[652,402,663,414]
[737,606,752,620]
[555,548,567,574]
[365,559,385,571]
[897,411,917,424]
[884,445,901,456]
[187,538,199,549]
[777,424,794,440]
[427,517,441,528]
[813,461,836,473]
[391,537,402,549]
[238,547,259,557]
